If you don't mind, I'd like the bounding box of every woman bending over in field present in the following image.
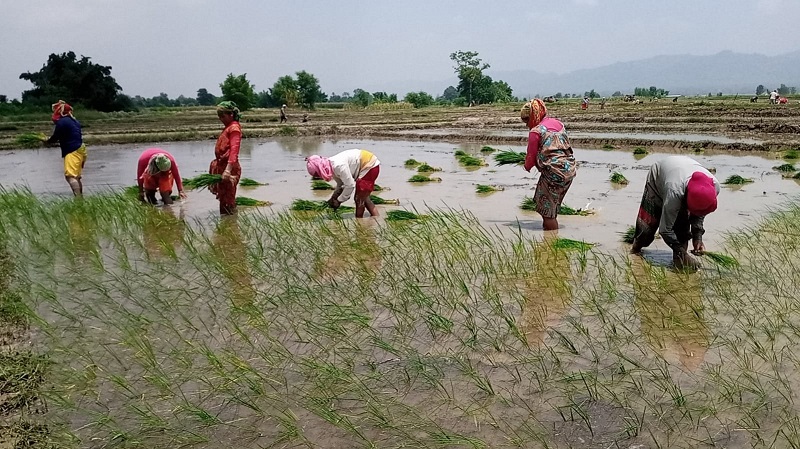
[306,149,381,218]
[520,99,577,230]
[209,101,242,215]
[136,148,186,205]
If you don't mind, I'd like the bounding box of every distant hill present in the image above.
[493,50,800,97]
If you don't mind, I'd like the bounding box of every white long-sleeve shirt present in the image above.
[329,149,380,202]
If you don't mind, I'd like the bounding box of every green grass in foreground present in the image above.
[0,191,799,447]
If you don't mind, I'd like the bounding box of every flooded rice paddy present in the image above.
[1,136,800,448]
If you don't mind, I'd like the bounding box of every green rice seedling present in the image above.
[14,132,46,148]
[235,197,270,207]
[385,210,425,221]
[311,179,335,190]
[0,351,49,412]
[373,184,386,192]
[520,197,536,210]
[408,175,441,183]
[723,175,754,185]
[290,199,355,213]
[239,178,266,186]
[773,163,796,172]
[475,184,501,193]
[602,143,616,150]
[552,238,594,251]
[454,150,467,157]
[182,174,222,189]
[404,159,421,167]
[457,155,486,166]
[520,198,592,215]
[480,146,497,153]
[633,147,648,155]
[784,149,799,160]
[610,172,629,185]
[494,150,526,166]
[621,226,636,244]
[417,163,441,173]
[696,251,739,268]
[369,195,399,205]
[278,125,297,136]
[794,172,800,180]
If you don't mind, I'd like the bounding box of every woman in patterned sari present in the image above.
[210,101,242,215]
[520,99,577,230]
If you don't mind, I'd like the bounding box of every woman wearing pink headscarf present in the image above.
[520,98,577,230]
[306,149,381,218]
[631,155,720,270]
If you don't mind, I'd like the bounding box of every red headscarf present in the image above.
[686,172,718,216]
[520,99,547,128]
[51,100,74,121]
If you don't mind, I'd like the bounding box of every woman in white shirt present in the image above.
[306,149,381,217]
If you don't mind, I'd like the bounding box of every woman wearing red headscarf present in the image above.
[520,99,577,230]
[45,100,87,196]
[630,155,720,270]
[306,149,381,218]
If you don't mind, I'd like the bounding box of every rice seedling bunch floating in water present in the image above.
[182,174,222,190]
[552,238,594,251]
[456,154,486,167]
[794,172,800,180]
[417,163,441,173]
[454,150,467,157]
[494,150,526,166]
[311,180,335,190]
[696,251,739,268]
[520,197,593,215]
[239,178,266,186]
[369,195,400,205]
[633,147,648,155]
[373,184,386,192]
[621,226,636,244]
[290,199,355,213]
[480,146,497,153]
[408,175,442,183]
[385,210,425,221]
[602,144,616,150]
[235,196,270,207]
[15,132,47,148]
[773,163,796,172]
[476,185,501,193]
[784,149,799,160]
[404,159,421,167]
[610,172,629,185]
[723,175,754,185]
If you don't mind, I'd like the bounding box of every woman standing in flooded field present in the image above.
[305,149,381,218]
[210,101,242,215]
[520,99,577,230]
[45,100,88,196]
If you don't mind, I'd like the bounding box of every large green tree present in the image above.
[269,76,299,107]
[295,71,326,109]
[196,88,217,106]
[19,51,127,111]
[450,51,490,105]
[404,91,434,108]
[220,73,256,110]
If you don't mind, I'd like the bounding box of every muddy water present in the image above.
[1,138,797,252]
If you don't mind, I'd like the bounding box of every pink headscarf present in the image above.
[686,172,718,216]
[306,155,333,181]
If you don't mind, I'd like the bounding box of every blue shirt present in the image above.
[47,117,83,157]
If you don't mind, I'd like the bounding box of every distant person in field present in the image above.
[306,149,381,218]
[45,100,87,196]
[520,98,577,231]
[210,101,242,215]
[280,104,287,123]
[630,155,720,271]
[581,96,589,110]
[770,90,779,104]
[136,148,186,205]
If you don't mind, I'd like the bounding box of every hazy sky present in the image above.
[2,0,799,99]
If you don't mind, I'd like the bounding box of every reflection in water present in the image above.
[142,207,186,260]
[519,232,574,346]
[67,210,100,267]
[212,216,255,307]
[314,220,382,284]
[629,257,709,371]
[275,137,322,156]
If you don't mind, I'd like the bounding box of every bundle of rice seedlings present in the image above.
[239,178,266,186]
[417,163,441,173]
[476,184,501,193]
[602,144,616,150]
[610,172,629,185]
[373,184,386,192]
[621,226,636,244]
[369,195,400,205]
[386,210,424,221]
[520,197,537,210]
[182,174,222,189]
[784,149,799,160]
[552,238,594,251]
[794,172,800,180]
[723,175,754,185]
[520,197,593,216]
[235,197,270,207]
[408,175,442,183]
[457,154,486,166]
[14,132,47,148]
[290,199,354,213]
[698,251,739,268]
[494,150,526,166]
[311,180,335,190]
[454,150,467,157]
[773,163,796,172]
[404,159,421,167]
[633,147,648,155]
[480,146,497,153]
